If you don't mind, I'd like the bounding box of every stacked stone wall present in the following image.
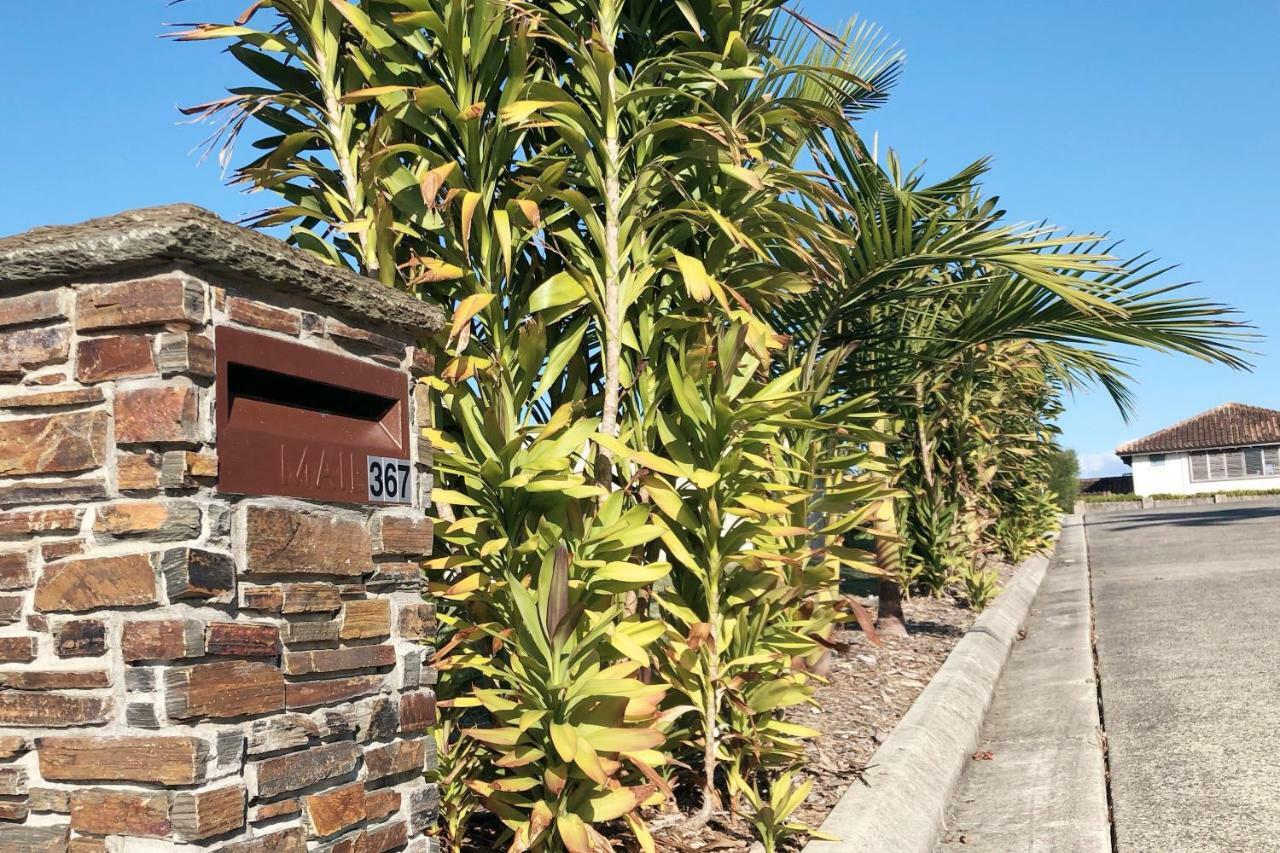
[0,264,438,852]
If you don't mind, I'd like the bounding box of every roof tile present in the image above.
[1116,403,1280,456]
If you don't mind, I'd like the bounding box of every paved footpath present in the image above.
[1089,501,1280,851]
[936,501,1280,852]
[936,518,1109,852]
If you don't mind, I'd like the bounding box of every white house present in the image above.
[1117,403,1280,497]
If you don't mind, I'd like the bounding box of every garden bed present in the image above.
[652,562,1016,852]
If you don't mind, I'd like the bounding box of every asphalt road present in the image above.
[1087,501,1280,851]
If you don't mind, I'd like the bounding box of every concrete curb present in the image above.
[803,536,1059,853]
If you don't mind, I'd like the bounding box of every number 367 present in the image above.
[368,458,411,503]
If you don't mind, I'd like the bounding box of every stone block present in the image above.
[0,636,37,663]
[161,448,218,486]
[67,839,107,853]
[205,622,280,658]
[0,737,29,759]
[53,619,106,658]
[116,450,163,490]
[70,788,170,838]
[216,729,246,768]
[37,735,209,785]
[326,317,402,354]
[0,670,110,690]
[114,383,200,444]
[0,800,30,822]
[340,599,391,640]
[243,506,373,577]
[93,499,202,540]
[363,738,427,782]
[246,713,321,756]
[282,644,396,676]
[22,371,65,386]
[0,507,82,537]
[126,702,160,728]
[304,781,365,839]
[228,297,302,335]
[367,561,422,590]
[0,326,70,376]
[75,276,203,331]
[286,675,384,710]
[162,547,235,603]
[408,782,441,834]
[367,819,410,853]
[27,787,69,814]
[399,690,437,733]
[75,334,156,382]
[165,660,286,720]
[35,552,158,612]
[371,514,432,555]
[0,766,27,796]
[122,617,203,661]
[157,331,215,378]
[240,584,284,612]
[397,602,437,640]
[0,409,108,476]
[0,825,69,852]
[281,619,341,644]
[252,741,360,799]
[250,798,300,823]
[0,593,22,625]
[0,478,107,507]
[355,695,399,743]
[124,668,155,691]
[0,290,65,328]
[0,693,111,727]
[40,539,84,562]
[222,826,307,853]
[401,648,423,690]
[0,386,103,409]
[282,582,343,614]
[364,788,401,823]
[0,550,31,590]
[313,829,368,853]
[171,783,246,842]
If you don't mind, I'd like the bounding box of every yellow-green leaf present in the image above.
[673,250,714,302]
[528,272,587,313]
[549,721,578,762]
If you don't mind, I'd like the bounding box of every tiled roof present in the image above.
[1116,403,1280,456]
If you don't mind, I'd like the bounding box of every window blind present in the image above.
[1188,445,1280,482]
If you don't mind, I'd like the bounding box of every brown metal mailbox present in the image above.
[215,326,412,504]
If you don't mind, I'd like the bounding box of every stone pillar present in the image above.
[0,206,444,852]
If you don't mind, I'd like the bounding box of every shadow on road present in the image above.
[1093,505,1280,532]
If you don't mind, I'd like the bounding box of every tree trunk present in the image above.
[872,497,909,638]
[869,437,909,637]
[593,15,623,488]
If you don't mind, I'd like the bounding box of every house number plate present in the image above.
[366,456,413,504]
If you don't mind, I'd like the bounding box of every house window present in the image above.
[1189,445,1280,482]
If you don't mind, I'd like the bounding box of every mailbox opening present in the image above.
[226,363,396,422]
[215,327,411,504]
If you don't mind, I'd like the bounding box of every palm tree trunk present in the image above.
[869,437,909,637]
[594,14,623,488]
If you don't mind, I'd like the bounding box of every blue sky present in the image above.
[3,2,1277,477]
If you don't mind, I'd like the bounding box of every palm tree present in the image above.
[779,128,1250,631]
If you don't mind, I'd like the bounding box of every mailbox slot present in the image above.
[215,326,411,504]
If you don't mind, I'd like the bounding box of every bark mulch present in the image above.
[654,564,1015,852]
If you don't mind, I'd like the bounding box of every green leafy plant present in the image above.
[731,771,836,853]
[181,3,1254,850]
[959,563,1001,612]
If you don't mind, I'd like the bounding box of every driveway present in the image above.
[1087,501,1280,851]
